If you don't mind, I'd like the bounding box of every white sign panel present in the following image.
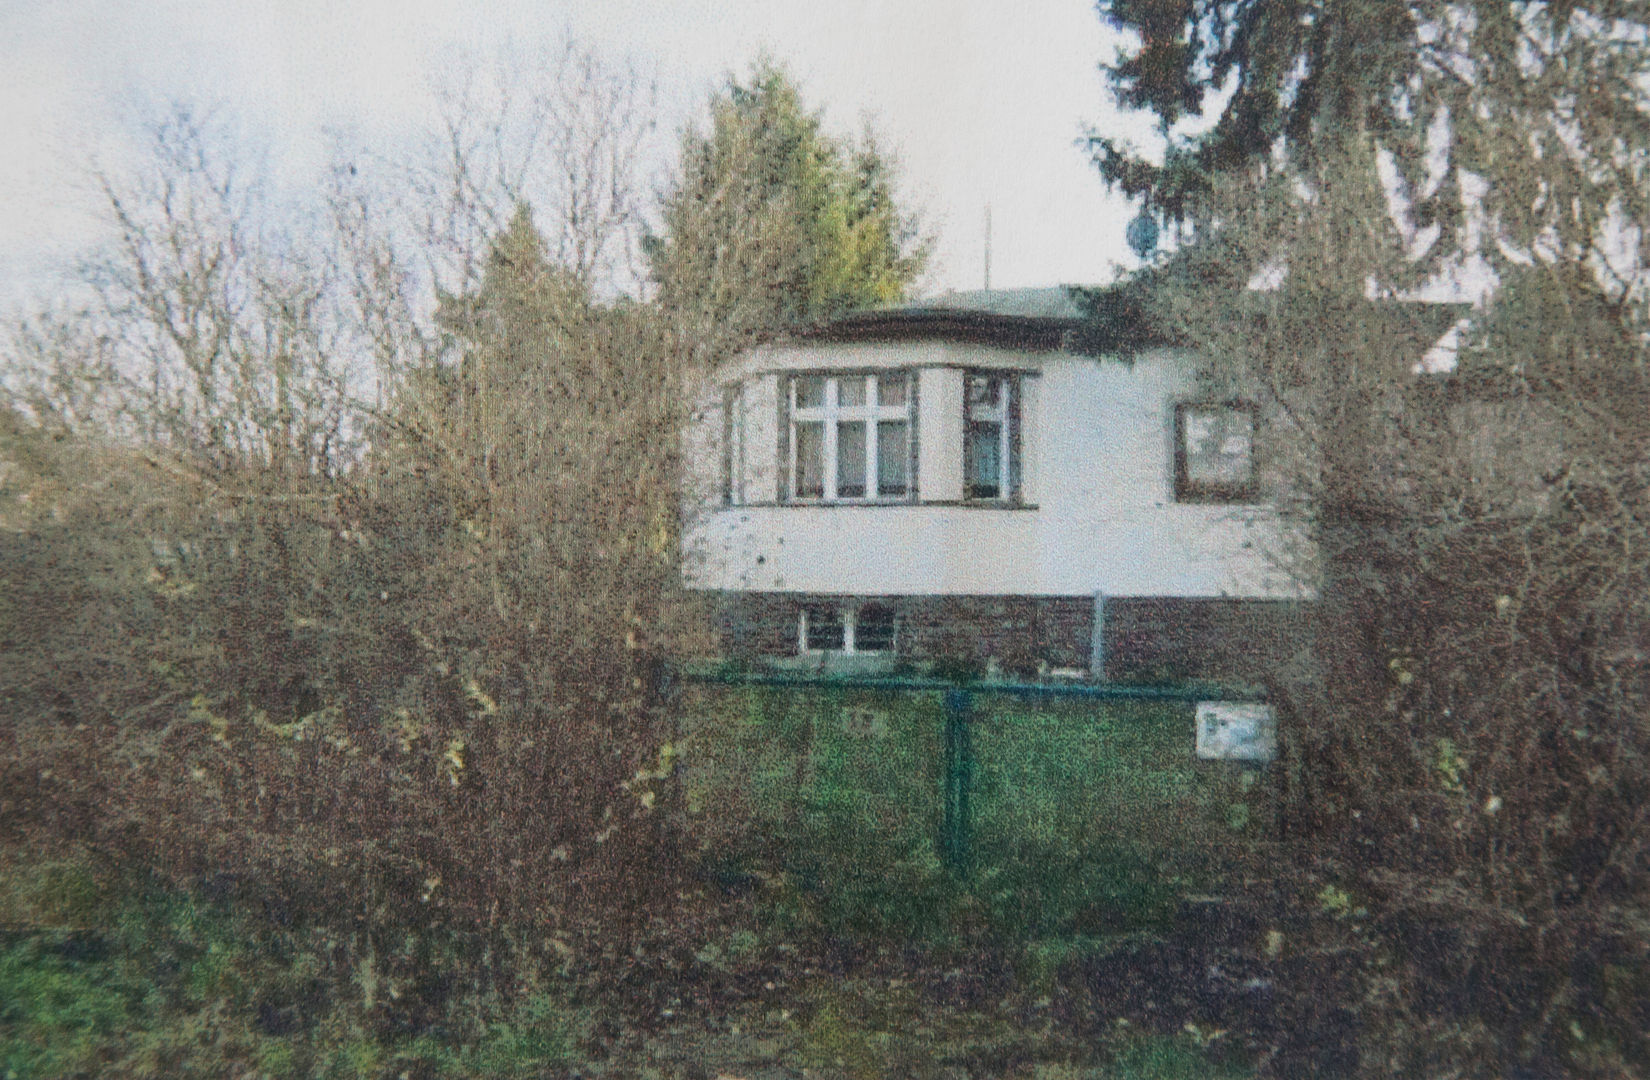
[1195,702,1276,762]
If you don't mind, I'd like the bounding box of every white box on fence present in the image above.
[1195,701,1276,762]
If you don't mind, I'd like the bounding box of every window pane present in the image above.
[877,420,909,496]
[805,607,845,650]
[966,374,997,408]
[856,605,896,652]
[965,421,1001,499]
[837,421,867,498]
[876,374,907,407]
[795,375,826,409]
[1007,377,1020,499]
[795,421,825,497]
[837,376,866,407]
[1185,407,1253,486]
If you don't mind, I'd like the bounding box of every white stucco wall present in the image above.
[681,340,1310,599]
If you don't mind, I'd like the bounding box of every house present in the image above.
[680,286,1313,682]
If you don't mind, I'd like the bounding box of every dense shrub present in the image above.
[0,215,699,944]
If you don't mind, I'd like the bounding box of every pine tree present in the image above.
[1087,6,1650,1071]
[648,60,928,349]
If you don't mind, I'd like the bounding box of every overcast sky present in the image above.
[0,0,1156,308]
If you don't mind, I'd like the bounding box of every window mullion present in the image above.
[823,378,839,501]
[866,390,880,499]
[1001,384,1013,501]
[787,379,798,501]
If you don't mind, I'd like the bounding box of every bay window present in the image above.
[786,372,914,502]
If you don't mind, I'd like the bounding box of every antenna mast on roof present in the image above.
[983,203,992,290]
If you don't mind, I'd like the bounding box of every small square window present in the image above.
[1175,402,1258,502]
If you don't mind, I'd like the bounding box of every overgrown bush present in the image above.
[0,84,699,959]
[1085,2,1650,1067]
[1127,207,1650,1078]
[1,49,932,1046]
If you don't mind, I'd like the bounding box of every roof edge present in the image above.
[788,306,1083,350]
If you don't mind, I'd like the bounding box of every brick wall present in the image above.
[707,591,1309,683]
[1104,597,1310,683]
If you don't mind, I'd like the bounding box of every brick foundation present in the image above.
[706,591,1309,683]
[1103,596,1310,683]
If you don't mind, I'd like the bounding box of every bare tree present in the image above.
[405,38,659,297]
[6,106,356,478]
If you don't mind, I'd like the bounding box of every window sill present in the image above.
[720,500,1040,511]
[775,652,899,675]
[951,499,1038,511]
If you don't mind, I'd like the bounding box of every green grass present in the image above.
[1101,1032,1253,1079]
[0,851,1257,1080]
[0,857,579,1079]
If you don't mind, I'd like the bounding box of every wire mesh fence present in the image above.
[677,678,1270,938]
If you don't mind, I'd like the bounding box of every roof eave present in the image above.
[789,309,1083,351]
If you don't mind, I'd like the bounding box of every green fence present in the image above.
[677,677,1269,939]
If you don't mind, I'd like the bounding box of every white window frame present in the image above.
[964,371,1020,502]
[798,603,896,655]
[786,372,914,502]
[1173,400,1258,503]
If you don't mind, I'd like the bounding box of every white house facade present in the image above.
[681,288,1313,680]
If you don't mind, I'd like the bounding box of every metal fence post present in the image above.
[942,688,974,874]
[1091,591,1108,681]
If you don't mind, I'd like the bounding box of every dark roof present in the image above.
[793,286,1091,350]
[787,284,1470,358]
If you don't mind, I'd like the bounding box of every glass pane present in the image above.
[967,374,1000,409]
[877,420,909,496]
[795,421,825,497]
[795,375,826,409]
[837,376,866,407]
[806,608,845,651]
[1007,418,1020,499]
[856,605,896,652]
[965,421,1001,499]
[876,374,907,407]
[1185,407,1253,485]
[837,421,867,498]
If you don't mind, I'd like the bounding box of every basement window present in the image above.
[801,606,845,651]
[855,604,897,652]
[799,603,896,654]
[1174,401,1258,503]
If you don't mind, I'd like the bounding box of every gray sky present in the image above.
[0,0,1155,306]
